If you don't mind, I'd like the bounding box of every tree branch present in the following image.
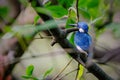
[76,0,79,22]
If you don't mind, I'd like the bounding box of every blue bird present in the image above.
[70,22,92,56]
[75,22,92,57]
[69,22,92,79]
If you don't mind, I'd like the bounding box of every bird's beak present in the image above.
[79,28,84,32]
[69,24,77,27]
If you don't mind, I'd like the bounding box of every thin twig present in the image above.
[75,63,79,80]
[76,0,79,22]
[59,68,78,80]
[52,58,73,80]
[34,36,52,39]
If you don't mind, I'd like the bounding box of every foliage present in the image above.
[0,6,9,19]
[76,65,84,80]
[57,0,74,9]
[22,65,53,80]
[19,0,28,6]
[78,0,106,20]
[34,15,40,25]
[36,5,68,18]
[43,68,53,79]
[22,65,38,80]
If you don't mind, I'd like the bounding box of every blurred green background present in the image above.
[0,0,120,80]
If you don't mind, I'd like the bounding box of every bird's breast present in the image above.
[74,32,91,51]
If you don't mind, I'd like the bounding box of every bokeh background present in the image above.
[0,0,120,80]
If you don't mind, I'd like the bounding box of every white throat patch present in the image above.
[79,28,84,33]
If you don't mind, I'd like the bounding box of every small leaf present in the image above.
[67,32,75,45]
[3,26,11,33]
[46,5,68,18]
[26,65,34,76]
[76,65,84,80]
[44,1,51,7]
[19,0,28,6]
[12,20,65,35]
[79,8,90,19]
[87,0,99,8]
[36,6,67,18]
[68,7,77,18]
[31,0,37,7]
[35,7,51,16]
[0,6,9,18]
[78,0,99,8]
[65,7,77,28]
[34,15,40,25]
[57,0,74,9]
[78,0,86,8]
[22,75,31,79]
[43,68,53,78]
[22,75,38,80]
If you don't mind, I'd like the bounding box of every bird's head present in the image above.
[77,22,88,33]
[69,22,89,33]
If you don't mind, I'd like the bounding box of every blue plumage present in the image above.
[74,22,92,55]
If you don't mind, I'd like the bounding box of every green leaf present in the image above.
[31,0,37,7]
[67,32,75,45]
[68,7,76,18]
[78,0,87,8]
[78,0,99,8]
[57,0,74,9]
[88,8,99,19]
[34,15,40,25]
[43,68,53,78]
[65,7,76,28]
[12,20,64,33]
[35,7,51,16]
[66,7,76,45]
[19,0,28,6]
[46,5,68,18]
[3,26,11,33]
[26,65,34,76]
[0,6,9,18]
[76,65,84,80]
[79,8,90,19]
[22,75,31,79]
[78,0,106,20]
[44,1,51,7]
[87,0,99,8]
[35,20,65,31]
[36,6,67,18]
[22,75,38,80]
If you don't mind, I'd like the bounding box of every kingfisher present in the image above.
[69,22,92,79]
[70,22,92,57]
